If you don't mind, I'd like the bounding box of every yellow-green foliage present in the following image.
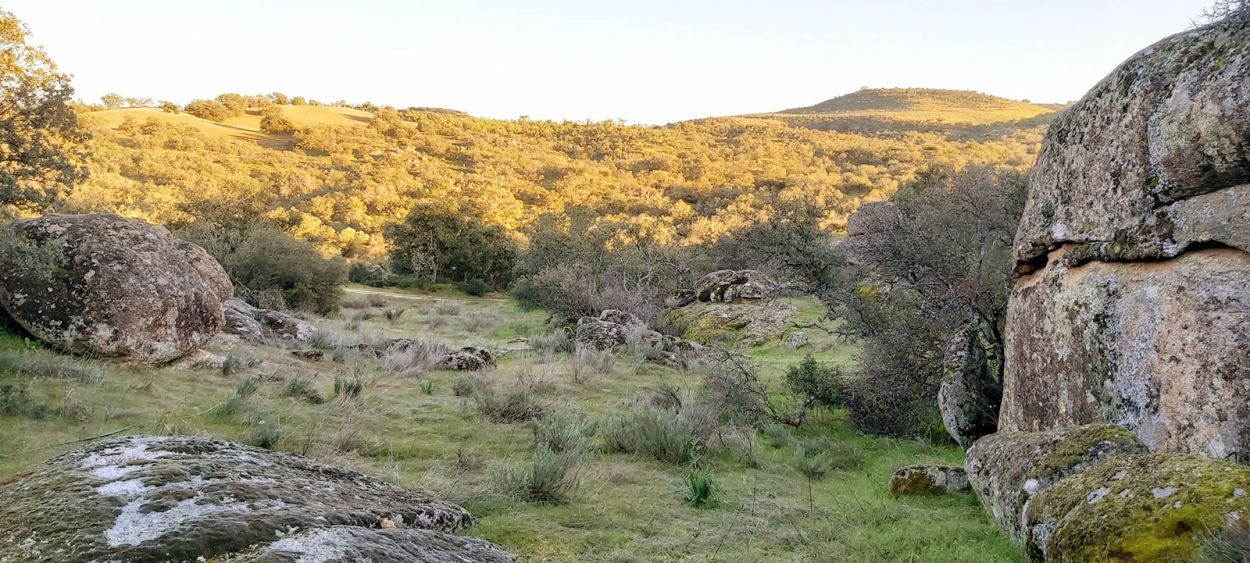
[66,90,1046,258]
[1027,453,1250,562]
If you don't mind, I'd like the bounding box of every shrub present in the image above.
[0,383,34,417]
[248,422,283,449]
[215,377,260,419]
[333,376,364,399]
[600,408,697,465]
[533,411,596,455]
[452,375,479,397]
[529,329,574,356]
[495,446,579,504]
[259,107,295,134]
[474,384,545,423]
[283,378,324,404]
[784,354,846,408]
[461,278,490,297]
[180,221,345,314]
[461,310,501,332]
[425,316,448,329]
[384,308,405,322]
[0,350,103,383]
[367,294,386,307]
[433,301,462,316]
[760,423,794,448]
[341,298,371,310]
[568,348,614,384]
[685,471,717,508]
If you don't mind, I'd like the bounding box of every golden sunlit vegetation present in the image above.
[65,89,1051,258]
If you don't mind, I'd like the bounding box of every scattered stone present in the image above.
[0,435,496,562]
[0,214,232,363]
[573,311,706,368]
[170,349,227,371]
[290,349,324,361]
[889,465,970,497]
[1024,453,1250,561]
[436,346,496,371]
[965,424,1146,545]
[783,331,808,349]
[664,289,696,308]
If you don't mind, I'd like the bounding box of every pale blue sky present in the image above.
[7,0,1214,123]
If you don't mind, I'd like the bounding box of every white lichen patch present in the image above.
[1152,486,1177,498]
[95,478,148,498]
[105,497,236,547]
[1086,487,1111,504]
[262,527,352,563]
[82,437,170,479]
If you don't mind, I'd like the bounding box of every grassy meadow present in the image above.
[0,286,1023,561]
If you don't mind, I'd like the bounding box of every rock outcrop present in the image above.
[889,465,970,498]
[223,298,316,343]
[937,323,1001,448]
[0,435,505,562]
[965,425,1146,545]
[573,309,706,368]
[0,214,232,363]
[666,299,797,347]
[222,526,514,562]
[1001,21,1250,458]
[693,269,778,302]
[436,346,497,371]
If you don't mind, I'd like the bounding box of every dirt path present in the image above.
[342,285,509,303]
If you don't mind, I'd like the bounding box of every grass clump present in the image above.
[434,301,462,316]
[383,338,449,375]
[529,329,574,355]
[600,407,697,465]
[474,384,546,423]
[569,348,614,384]
[247,422,283,449]
[384,308,405,322]
[222,352,260,376]
[420,380,434,395]
[283,378,324,404]
[685,471,718,508]
[215,377,260,419]
[333,376,365,399]
[462,310,502,332]
[453,375,479,397]
[0,350,104,383]
[533,411,596,455]
[496,446,580,504]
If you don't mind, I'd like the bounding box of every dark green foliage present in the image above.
[685,471,717,508]
[333,376,364,399]
[283,378,324,404]
[461,278,490,297]
[0,11,87,211]
[784,354,845,408]
[180,221,345,314]
[247,423,283,449]
[420,380,434,395]
[386,202,517,288]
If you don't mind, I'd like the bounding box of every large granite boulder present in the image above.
[1024,453,1250,562]
[0,214,232,363]
[666,299,797,347]
[1002,20,1250,457]
[937,323,1001,448]
[574,316,629,351]
[573,310,706,368]
[0,435,504,562]
[965,425,1146,545]
[223,526,514,562]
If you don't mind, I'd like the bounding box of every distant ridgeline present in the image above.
[68,88,1056,258]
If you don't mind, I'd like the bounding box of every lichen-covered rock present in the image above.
[783,331,808,349]
[290,349,324,361]
[889,465,970,497]
[0,214,232,363]
[436,346,496,371]
[597,309,646,328]
[222,298,316,343]
[222,526,514,563]
[574,317,629,351]
[1003,246,1250,457]
[692,269,778,302]
[0,435,490,562]
[665,289,696,308]
[1002,19,1250,458]
[666,299,797,347]
[965,424,1146,545]
[1024,453,1250,562]
[938,323,1000,448]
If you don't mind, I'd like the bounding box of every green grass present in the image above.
[0,287,1022,561]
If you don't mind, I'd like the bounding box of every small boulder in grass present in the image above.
[290,349,325,361]
[890,464,971,497]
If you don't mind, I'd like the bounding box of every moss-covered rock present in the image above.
[1025,453,1250,562]
[665,299,796,347]
[221,526,514,562]
[0,435,504,562]
[966,425,1146,545]
[889,464,970,497]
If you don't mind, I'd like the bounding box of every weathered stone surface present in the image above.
[1024,453,1250,562]
[938,323,1000,448]
[1002,246,1250,457]
[783,331,808,349]
[598,309,646,328]
[0,435,490,562]
[290,349,324,361]
[666,299,797,347]
[665,289,696,309]
[222,526,515,563]
[436,346,497,371]
[1014,22,1250,267]
[0,214,232,363]
[1001,20,1250,458]
[692,269,778,302]
[222,298,316,343]
[889,465,970,498]
[574,317,629,351]
[965,425,1146,545]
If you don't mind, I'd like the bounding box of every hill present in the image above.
[68,92,1048,258]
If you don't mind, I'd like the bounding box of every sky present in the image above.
[6,0,1215,124]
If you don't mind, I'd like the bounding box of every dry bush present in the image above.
[341,298,371,310]
[383,338,451,375]
[366,294,387,307]
[462,310,502,332]
[495,446,580,504]
[474,384,546,423]
[433,301,462,316]
[568,349,615,384]
[426,316,449,329]
[529,329,574,356]
[510,361,556,392]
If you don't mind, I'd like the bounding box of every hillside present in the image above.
[69,92,1047,258]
